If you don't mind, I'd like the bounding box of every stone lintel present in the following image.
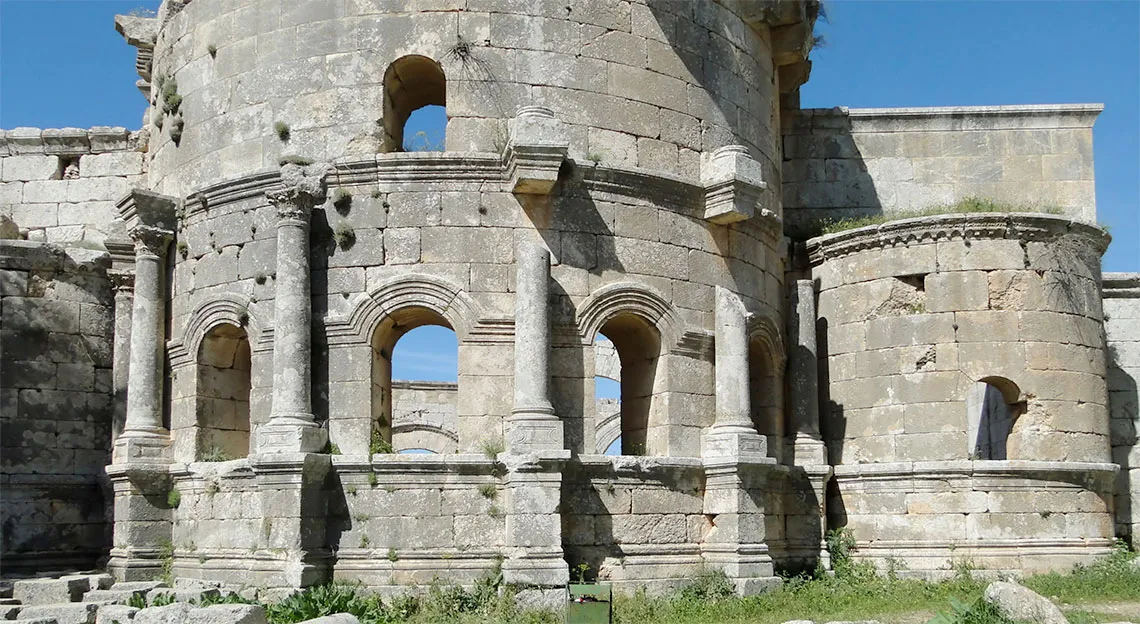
[701,146,769,224]
[506,107,569,196]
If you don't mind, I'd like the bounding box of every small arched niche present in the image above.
[749,336,784,461]
[595,314,663,456]
[195,323,251,460]
[966,376,1025,460]
[382,55,446,153]
[371,309,457,454]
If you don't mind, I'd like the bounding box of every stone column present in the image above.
[702,286,766,461]
[701,287,777,594]
[259,164,328,454]
[114,226,173,462]
[109,271,134,445]
[507,240,562,452]
[788,280,827,465]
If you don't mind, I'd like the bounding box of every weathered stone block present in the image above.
[925,271,989,312]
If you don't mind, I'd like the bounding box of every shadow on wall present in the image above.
[1109,343,1139,544]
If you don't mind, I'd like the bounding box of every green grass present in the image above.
[156,542,1140,624]
[818,197,1065,236]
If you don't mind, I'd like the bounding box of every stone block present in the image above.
[79,152,143,178]
[95,605,139,624]
[17,602,99,624]
[2,155,59,181]
[925,271,989,312]
[13,576,90,606]
[864,313,955,349]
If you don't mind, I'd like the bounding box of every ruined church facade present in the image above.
[2,0,1137,596]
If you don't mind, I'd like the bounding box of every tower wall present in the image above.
[809,213,1116,576]
[146,0,782,198]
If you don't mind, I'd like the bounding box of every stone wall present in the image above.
[0,128,146,244]
[782,105,1101,230]
[808,213,1116,575]
[0,240,116,572]
[391,381,458,454]
[142,0,795,197]
[1105,273,1140,543]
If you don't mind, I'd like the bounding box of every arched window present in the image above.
[966,377,1025,460]
[195,323,251,460]
[595,314,662,456]
[371,312,457,454]
[382,55,446,153]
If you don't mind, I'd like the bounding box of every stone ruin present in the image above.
[1,0,1137,602]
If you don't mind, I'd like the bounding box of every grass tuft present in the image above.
[818,197,1065,236]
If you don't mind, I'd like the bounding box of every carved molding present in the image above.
[806,213,1110,265]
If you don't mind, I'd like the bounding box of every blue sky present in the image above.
[1,0,1136,386]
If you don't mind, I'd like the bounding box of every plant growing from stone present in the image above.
[369,429,393,454]
[359,535,370,548]
[332,188,353,214]
[274,121,291,142]
[367,472,378,488]
[479,437,504,461]
[176,240,189,259]
[487,505,503,519]
[332,223,356,250]
[166,488,181,509]
[200,445,231,462]
[387,547,399,562]
[207,43,218,58]
[477,483,497,500]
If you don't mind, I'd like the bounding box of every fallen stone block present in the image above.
[94,605,137,624]
[188,604,267,624]
[13,578,89,606]
[0,582,12,599]
[2,604,22,620]
[131,603,191,624]
[982,581,1066,624]
[60,577,113,593]
[16,602,99,624]
[297,616,360,624]
[144,588,220,606]
[15,618,58,624]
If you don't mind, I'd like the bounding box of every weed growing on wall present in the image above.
[817,198,1065,235]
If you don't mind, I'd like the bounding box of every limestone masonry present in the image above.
[1,0,1136,599]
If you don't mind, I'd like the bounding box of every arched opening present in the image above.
[195,323,251,460]
[382,55,446,153]
[594,337,622,455]
[749,336,784,460]
[966,376,1025,460]
[372,314,457,454]
[595,314,662,456]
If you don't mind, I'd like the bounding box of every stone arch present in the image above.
[390,423,458,454]
[576,281,683,349]
[344,273,479,345]
[173,294,263,369]
[595,408,622,454]
[748,313,786,458]
[382,55,446,152]
[966,375,1026,460]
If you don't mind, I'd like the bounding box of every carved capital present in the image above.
[109,270,135,294]
[266,187,317,223]
[130,225,173,258]
[268,161,331,224]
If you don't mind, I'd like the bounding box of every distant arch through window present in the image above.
[382,55,446,153]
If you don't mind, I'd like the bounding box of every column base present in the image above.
[793,435,828,466]
[112,433,171,464]
[701,426,771,464]
[258,420,327,453]
[506,411,564,453]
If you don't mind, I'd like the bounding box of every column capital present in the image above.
[129,225,173,258]
[109,269,135,294]
[267,162,331,223]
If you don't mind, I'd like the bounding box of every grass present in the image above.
[127,542,1137,624]
[818,197,1065,236]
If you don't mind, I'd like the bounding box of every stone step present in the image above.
[94,605,137,624]
[16,602,100,624]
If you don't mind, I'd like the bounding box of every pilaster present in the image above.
[500,451,571,589]
[505,107,568,195]
[105,463,173,581]
[250,453,333,587]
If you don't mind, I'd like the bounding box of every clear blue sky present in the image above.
[1,1,1136,388]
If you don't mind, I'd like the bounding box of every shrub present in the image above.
[817,198,1065,236]
[369,429,393,455]
[274,121,291,142]
[333,188,353,213]
[166,488,181,509]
